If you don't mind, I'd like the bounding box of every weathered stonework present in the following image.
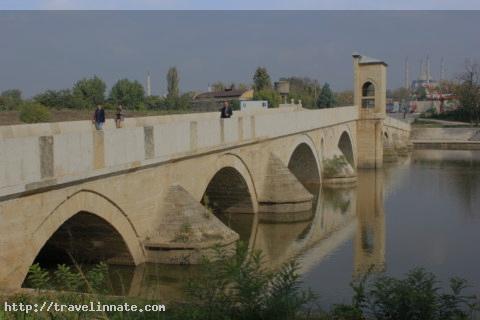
[144,185,239,264]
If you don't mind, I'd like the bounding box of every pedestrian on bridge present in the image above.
[220,100,233,119]
[93,105,106,130]
[115,105,125,128]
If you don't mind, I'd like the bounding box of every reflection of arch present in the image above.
[22,190,144,284]
[287,141,321,196]
[338,131,355,168]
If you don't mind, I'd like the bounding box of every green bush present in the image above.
[177,242,316,320]
[332,268,479,320]
[322,155,348,177]
[19,102,51,123]
[253,89,282,108]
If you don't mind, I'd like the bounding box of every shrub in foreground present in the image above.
[7,248,480,320]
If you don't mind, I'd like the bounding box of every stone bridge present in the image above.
[0,54,411,290]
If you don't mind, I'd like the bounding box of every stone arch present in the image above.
[17,190,145,288]
[200,154,259,245]
[338,130,355,168]
[199,153,258,213]
[286,135,322,195]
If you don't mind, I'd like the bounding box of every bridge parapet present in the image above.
[383,116,411,133]
[0,106,358,199]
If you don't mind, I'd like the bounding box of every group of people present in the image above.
[92,105,125,130]
[92,100,233,131]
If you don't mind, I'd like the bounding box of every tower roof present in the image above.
[353,53,388,66]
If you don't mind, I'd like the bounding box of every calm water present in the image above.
[53,150,480,305]
[302,149,480,307]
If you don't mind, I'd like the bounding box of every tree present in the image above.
[253,67,272,91]
[19,102,51,123]
[334,90,354,107]
[72,76,106,108]
[109,79,145,109]
[167,67,180,99]
[0,89,22,110]
[283,77,321,108]
[389,87,410,102]
[456,60,480,125]
[34,89,83,109]
[317,83,336,108]
[415,86,427,101]
[210,81,226,92]
[144,95,165,110]
[253,89,281,108]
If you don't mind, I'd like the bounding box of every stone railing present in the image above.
[0,106,358,199]
[383,116,411,132]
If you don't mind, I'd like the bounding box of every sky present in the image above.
[1,11,480,97]
[1,0,480,10]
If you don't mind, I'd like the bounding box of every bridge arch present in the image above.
[338,130,355,168]
[286,134,321,195]
[20,190,144,286]
[199,153,259,245]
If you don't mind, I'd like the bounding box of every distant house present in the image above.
[192,88,254,111]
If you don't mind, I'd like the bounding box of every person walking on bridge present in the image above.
[93,104,106,130]
[115,105,124,128]
[220,100,233,119]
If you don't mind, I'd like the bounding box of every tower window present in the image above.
[361,82,375,108]
[362,82,375,97]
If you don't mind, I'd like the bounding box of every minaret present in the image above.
[146,72,152,97]
[404,57,410,89]
[419,58,424,81]
[440,57,445,81]
[426,55,431,83]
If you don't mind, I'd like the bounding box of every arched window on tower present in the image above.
[361,81,375,108]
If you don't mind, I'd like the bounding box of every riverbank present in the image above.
[411,119,480,149]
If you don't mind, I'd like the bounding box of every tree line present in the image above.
[0,65,358,123]
[0,67,192,113]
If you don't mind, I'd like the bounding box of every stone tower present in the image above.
[353,53,387,169]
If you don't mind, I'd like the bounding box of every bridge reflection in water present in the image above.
[100,168,390,302]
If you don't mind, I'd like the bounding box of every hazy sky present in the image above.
[1,11,479,97]
[1,0,480,10]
